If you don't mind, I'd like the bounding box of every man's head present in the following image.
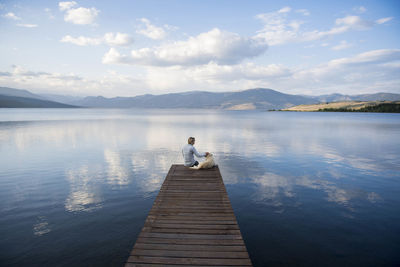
[188,137,195,145]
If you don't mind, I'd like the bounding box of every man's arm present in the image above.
[192,146,206,157]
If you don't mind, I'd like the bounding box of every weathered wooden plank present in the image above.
[146,219,238,225]
[141,227,242,235]
[161,186,225,190]
[148,211,235,216]
[148,217,237,222]
[133,243,247,252]
[152,201,230,205]
[131,249,251,258]
[127,256,252,266]
[139,232,243,240]
[126,165,252,266]
[152,203,232,207]
[135,237,245,246]
[156,194,229,198]
[152,206,232,210]
[161,185,225,188]
[148,211,234,216]
[144,223,239,230]
[157,193,227,197]
[149,210,234,215]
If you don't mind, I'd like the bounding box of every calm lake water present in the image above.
[0,108,399,266]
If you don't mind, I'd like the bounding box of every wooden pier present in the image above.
[126,164,252,266]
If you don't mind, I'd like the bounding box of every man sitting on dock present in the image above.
[182,137,209,167]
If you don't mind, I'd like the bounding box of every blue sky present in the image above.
[0,0,399,97]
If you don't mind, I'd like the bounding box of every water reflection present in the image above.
[65,165,103,212]
[131,150,180,192]
[0,109,399,266]
[33,216,51,236]
[1,112,398,212]
[104,149,129,186]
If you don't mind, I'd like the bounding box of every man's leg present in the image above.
[191,161,199,167]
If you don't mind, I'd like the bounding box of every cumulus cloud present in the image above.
[59,1,77,11]
[3,12,21,20]
[61,32,133,46]
[61,35,102,46]
[59,1,99,25]
[255,7,384,45]
[102,48,133,64]
[142,49,400,94]
[136,18,167,40]
[103,32,133,46]
[104,28,268,66]
[182,62,292,81]
[2,49,399,96]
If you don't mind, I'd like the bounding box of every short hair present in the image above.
[188,137,195,144]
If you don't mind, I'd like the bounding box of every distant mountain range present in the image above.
[1,86,400,109]
[0,87,77,108]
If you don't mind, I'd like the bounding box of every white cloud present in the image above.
[61,32,133,46]
[331,40,353,50]
[59,1,77,11]
[64,7,99,25]
[142,62,292,91]
[11,65,82,80]
[292,49,400,94]
[0,65,146,97]
[255,10,301,45]
[59,2,99,25]
[17,24,38,28]
[103,32,133,46]
[2,49,399,96]
[3,12,21,20]
[376,17,393,24]
[102,48,133,64]
[255,7,380,46]
[182,62,291,81]
[142,49,400,94]
[278,6,291,13]
[104,28,268,66]
[335,15,373,30]
[61,35,102,46]
[330,49,400,65]
[136,18,167,40]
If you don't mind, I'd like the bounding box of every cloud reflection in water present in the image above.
[65,165,103,212]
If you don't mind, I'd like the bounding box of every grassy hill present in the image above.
[283,101,400,113]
